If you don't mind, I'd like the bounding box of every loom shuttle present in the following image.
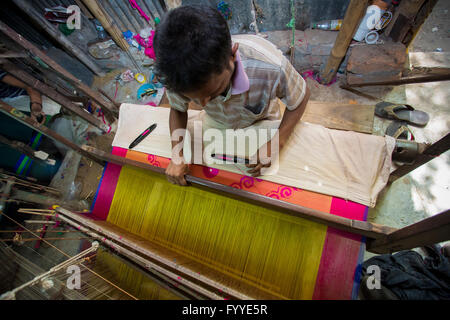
[211,153,250,164]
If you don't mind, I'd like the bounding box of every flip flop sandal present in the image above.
[386,121,415,140]
[375,102,430,127]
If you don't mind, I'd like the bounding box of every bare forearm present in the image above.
[169,108,188,158]
[1,74,41,104]
[278,86,310,150]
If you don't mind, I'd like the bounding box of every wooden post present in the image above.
[366,209,450,254]
[12,0,105,77]
[319,0,369,84]
[0,19,118,117]
[80,0,129,52]
[81,145,397,239]
[389,133,450,183]
[0,101,104,166]
[0,60,110,133]
[384,0,437,46]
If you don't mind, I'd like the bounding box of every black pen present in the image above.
[129,123,157,149]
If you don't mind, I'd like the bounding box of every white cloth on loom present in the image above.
[112,104,396,207]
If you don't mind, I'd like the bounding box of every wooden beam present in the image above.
[345,72,450,87]
[385,0,427,42]
[0,101,104,166]
[0,61,110,133]
[12,0,105,77]
[0,51,27,58]
[366,209,450,254]
[389,133,450,183]
[319,0,369,84]
[404,0,438,48]
[0,19,118,117]
[0,134,52,165]
[74,0,94,19]
[81,145,397,240]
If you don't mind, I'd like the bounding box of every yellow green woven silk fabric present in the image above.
[106,165,327,299]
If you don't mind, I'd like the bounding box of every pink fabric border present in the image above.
[90,147,127,220]
[312,198,367,299]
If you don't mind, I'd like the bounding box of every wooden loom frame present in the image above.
[0,98,449,254]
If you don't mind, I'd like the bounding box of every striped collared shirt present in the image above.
[166,34,307,129]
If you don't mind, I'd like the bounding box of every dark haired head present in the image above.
[153,5,232,94]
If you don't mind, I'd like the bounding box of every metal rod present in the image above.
[0,241,99,300]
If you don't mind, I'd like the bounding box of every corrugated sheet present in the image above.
[32,0,164,34]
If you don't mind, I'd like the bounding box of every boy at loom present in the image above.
[153,5,310,186]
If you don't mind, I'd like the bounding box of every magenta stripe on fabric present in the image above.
[90,147,127,220]
[313,198,367,299]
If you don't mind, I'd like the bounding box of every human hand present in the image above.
[245,142,272,177]
[165,159,190,186]
[30,102,45,124]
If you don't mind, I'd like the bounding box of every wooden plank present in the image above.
[366,209,450,254]
[186,100,375,134]
[82,145,397,239]
[0,101,104,166]
[302,101,374,134]
[0,20,118,117]
[0,61,110,133]
[389,133,450,183]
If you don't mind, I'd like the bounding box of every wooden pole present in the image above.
[74,0,95,19]
[319,0,369,84]
[0,60,110,132]
[366,209,450,254]
[0,172,61,196]
[80,0,129,52]
[81,145,397,239]
[384,0,430,44]
[0,19,118,116]
[0,101,104,166]
[12,0,105,77]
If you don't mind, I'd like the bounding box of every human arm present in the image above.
[165,107,190,186]
[1,74,45,123]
